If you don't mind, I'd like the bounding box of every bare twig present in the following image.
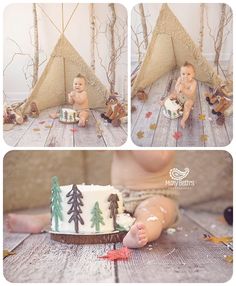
[32,3,39,88]
[138,4,148,49]
[96,4,127,94]
[89,3,96,71]
[206,4,232,74]
[198,3,205,52]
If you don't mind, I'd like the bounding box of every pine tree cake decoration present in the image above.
[108,194,119,230]
[66,184,84,233]
[90,201,105,232]
[51,176,63,231]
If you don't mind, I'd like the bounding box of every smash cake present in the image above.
[50,177,135,244]
[163,98,183,119]
[59,108,79,123]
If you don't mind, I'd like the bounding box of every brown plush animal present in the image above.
[101,95,120,123]
[205,92,220,105]
[212,97,232,116]
[30,102,39,118]
[3,105,26,125]
[206,81,233,105]
[136,89,148,101]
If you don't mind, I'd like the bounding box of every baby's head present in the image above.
[180,62,195,82]
[73,74,86,92]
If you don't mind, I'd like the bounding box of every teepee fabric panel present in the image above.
[58,35,108,109]
[133,33,176,93]
[21,38,66,114]
[132,4,222,96]
[22,35,108,114]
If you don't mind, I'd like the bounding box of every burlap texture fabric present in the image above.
[4,151,232,213]
[21,35,108,114]
[132,4,223,96]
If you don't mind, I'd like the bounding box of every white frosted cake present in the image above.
[51,177,135,234]
[163,98,183,119]
[59,108,79,123]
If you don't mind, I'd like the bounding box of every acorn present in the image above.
[223,206,233,226]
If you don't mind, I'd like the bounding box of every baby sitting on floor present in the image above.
[50,74,89,127]
[67,74,89,127]
[161,62,197,129]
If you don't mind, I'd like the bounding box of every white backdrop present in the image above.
[131,3,233,68]
[3,3,127,102]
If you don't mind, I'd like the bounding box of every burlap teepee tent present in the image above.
[132,4,223,96]
[21,5,108,114]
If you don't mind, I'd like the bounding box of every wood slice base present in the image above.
[51,231,127,244]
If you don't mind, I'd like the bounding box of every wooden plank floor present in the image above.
[131,71,233,147]
[3,106,127,147]
[3,209,232,283]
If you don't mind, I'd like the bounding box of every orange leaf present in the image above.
[149,123,157,130]
[3,249,15,259]
[32,128,40,132]
[98,247,131,261]
[203,234,232,244]
[136,131,144,139]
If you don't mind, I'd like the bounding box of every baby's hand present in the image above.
[68,92,75,103]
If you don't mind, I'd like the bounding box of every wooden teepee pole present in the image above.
[61,3,67,103]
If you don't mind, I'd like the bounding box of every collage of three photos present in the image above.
[3,2,233,283]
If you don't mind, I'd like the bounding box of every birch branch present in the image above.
[32,3,39,88]
[89,3,96,71]
[138,4,148,49]
[108,3,116,94]
[198,3,205,52]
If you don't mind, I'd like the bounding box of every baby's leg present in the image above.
[160,92,177,106]
[49,112,59,119]
[78,111,89,127]
[123,195,178,248]
[180,99,194,129]
[5,213,50,233]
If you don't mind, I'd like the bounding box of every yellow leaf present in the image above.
[136,131,144,139]
[200,134,208,142]
[204,235,232,244]
[32,128,40,132]
[198,114,206,121]
[45,125,53,129]
[3,249,15,259]
[149,123,157,130]
[224,255,233,263]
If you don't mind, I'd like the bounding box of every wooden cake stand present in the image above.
[50,231,127,244]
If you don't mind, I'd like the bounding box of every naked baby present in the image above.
[50,74,89,127]
[67,74,89,127]
[162,62,197,128]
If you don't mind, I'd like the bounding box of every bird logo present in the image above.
[169,168,190,181]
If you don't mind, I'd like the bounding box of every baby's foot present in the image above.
[5,213,48,234]
[180,119,186,129]
[78,118,86,127]
[123,223,148,248]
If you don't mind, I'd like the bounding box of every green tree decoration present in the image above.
[51,176,63,232]
[90,201,105,232]
[108,193,119,230]
[66,184,84,233]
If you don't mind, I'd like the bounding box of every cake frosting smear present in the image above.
[51,177,135,234]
